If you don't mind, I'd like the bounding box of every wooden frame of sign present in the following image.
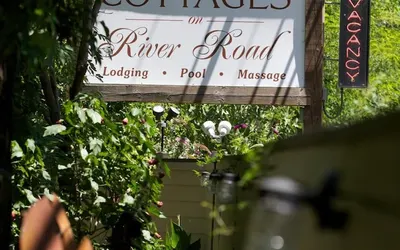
[83,0,323,130]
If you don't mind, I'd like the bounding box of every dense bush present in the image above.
[11,95,167,249]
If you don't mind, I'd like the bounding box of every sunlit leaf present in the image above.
[77,108,87,123]
[24,189,38,204]
[89,137,103,155]
[122,194,135,205]
[26,139,36,153]
[11,141,24,159]
[43,124,66,136]
[58,164,69,170]
[142,230,152,242]
[86,109,102,124]
[148,207,167,219]
[80,147,88,160]
[90,180,99,191]
[43,188,55,201]
[42,170,51,180]
[94,196,106,205]
[131,108,141,116]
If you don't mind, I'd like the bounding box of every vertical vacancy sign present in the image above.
[339,0,370,88]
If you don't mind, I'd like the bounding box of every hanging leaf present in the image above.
[131,107,141,116]
[24,189,38,204]
[249,143,264,149]
[122,194,135,205]
[86,109,102,124]
[90,180,99,191]
[80,147,88,160]
[43,124,66,136]
[42,170,51,180]
[77,107,87,123]
[94,196,106,205]
[11,141,24,159]
[25,139,36,153]
[148,206,167,219]
[43,188,55,201]
[100,20,110,37]
[168,221,180,248]
[111,135,119,144]
[58,164,70,170]
[89,137,103,155]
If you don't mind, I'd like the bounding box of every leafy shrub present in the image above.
[11,94,167,249]
[165,221,201,250]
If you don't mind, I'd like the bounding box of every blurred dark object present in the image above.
[110,209,153,250]
[110,212,142,250]
[226,110,400,250]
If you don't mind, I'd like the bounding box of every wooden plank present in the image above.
[82,84,311,105]
[158,200,210,218]
[161,186,210,202]
[153,217,211,235]
[162,170,202,186]
[162,161,213,185]
[302,0,324,132]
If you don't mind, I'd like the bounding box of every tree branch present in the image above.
[49,67,59,99]
[39,70,61,124]
[0,52,18,250]
[69,0,102,100]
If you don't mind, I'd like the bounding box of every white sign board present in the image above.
[87,0,305,88]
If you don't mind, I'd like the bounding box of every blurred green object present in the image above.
[165,221,201,250]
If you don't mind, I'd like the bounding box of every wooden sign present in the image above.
[338,0,371,88]
[83,0,323,106]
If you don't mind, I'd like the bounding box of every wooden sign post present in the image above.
[83,0,323,132]
[303,0,324,132]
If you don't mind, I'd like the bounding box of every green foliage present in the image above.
[7,0,105,144]
[165,221,201,250]
[101,102,301,164]
[159,104,301,161]
[11,94,167,249]
[0,0,102,66]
